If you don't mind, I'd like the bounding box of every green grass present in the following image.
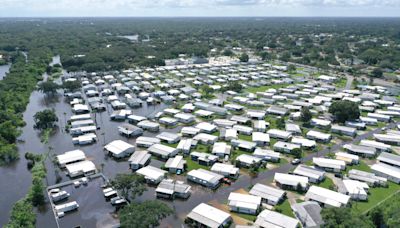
[231,149,250,161]
[231,212,257,222]
[194,144,211,153]
[274,199,295,218]
[345,161,371,174]
[334,78,347,88]
[290,72,304,77]
[161,142,179,148]
[352,182,400,214]
[238,134,252,141]
[184,158,210,171]
[316,176,335,189]
[277,157,288,166]
[40,128,53,144]
[245,84,290,93]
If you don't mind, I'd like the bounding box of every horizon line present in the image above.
[1,16,400,19]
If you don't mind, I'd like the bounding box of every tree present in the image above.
[292,148,302,159]
[371,68,383,78]
[200,85,214,99]
[37,80,59,96]
[62,80,81,92]
[275,118,285,129]
[239,53,249,62]
[287,64,296,72]
[321,207,373,228]
[329,101,360,123]
[119,200,173,228]
[226,81,243,92]
[30,178,45,206]
[260,51,270,60]
[33,109,58,130]
[222,49,234,56]
[369,207,384,228]
[0,142,19,165]
[280,51,291,62]
[300,107,312,124]
[111,173,146,201]
[5,199,36,228]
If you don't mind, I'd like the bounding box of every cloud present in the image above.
[0,0,399,16]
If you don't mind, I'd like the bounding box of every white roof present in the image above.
[65,160,96,175]
[236,154,261,164]
[56,150,86,165]
[196,122,217,132]
[212,142,231,155]
[291,137,316,148]
[274,173,308,188]
[293,165,325,180]
[211,163,238,175]
[136,166,167,181]
[305,186,350,207]
[104,140,134,155]
[228,192,261,211]
[187,169,223,183]
[342,179,369,196]
[313,157,346,170]
[360,140,391,151]
[249,183,285,202]
[267,129,292,138]
[371,163,400,179]
[255,209,299,228]
[307,130,331,140]
[193,133,218,142]
[187,203,231,228]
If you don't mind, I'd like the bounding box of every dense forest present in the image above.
[0,18,399,73]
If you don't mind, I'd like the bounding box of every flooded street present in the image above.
[0,56,182,226]
[0,63,11,80]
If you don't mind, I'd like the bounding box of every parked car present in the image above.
[291,158,301,165]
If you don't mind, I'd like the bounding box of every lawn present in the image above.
[245,84,290,93]
[274,199,295,218]
[238,134,252,142]
[231,149,250,160]
[194,144,211,153]
[352,182,400,214]
[184,157,210,171]
[316,176,335,189]
[345,161,371,174]
[161,141,179,148]
[231,212,257,222]
[334,78,347,88]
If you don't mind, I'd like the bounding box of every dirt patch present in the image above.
[234,188,249,194]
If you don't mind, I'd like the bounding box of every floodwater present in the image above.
[0,63,11,80]
[0,55,255,227]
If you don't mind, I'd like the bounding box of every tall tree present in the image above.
[111,173,146,201]
[329,101,360,123]
[300,107,312,123]
[119,200,173,228]
[321,207,373,228]
[33,109,58,130]
[239,53,249,62]
[37,80,59,96]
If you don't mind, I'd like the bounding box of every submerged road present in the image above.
[167,120,399,224]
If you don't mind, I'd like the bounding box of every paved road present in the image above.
[345,74,354,90]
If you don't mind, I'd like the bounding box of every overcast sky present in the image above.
[1,0,400,17]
